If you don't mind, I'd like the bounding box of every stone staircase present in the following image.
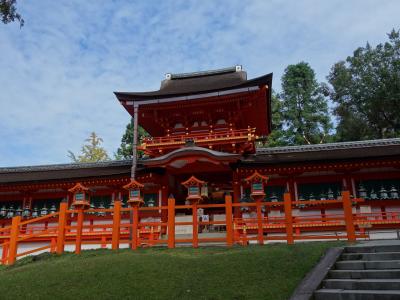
[314,244,400,300]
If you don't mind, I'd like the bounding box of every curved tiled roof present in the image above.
[0,160,132,174]
[143,146,239,166]
[114,68,272,101]
[0,160,133,184]
[247,138,400,164]
[256,138,400,155]
[0,138,399,184]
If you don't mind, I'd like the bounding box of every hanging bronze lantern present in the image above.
[379,186,389,199]
[358,184,367,199]
[32,206,39,218]
[0,206,7,218]
[390,186,399,199]
[40,205,49,216]
[327,188,335,200]
[22,206,31,218]
[50,204,57,214]
[15,206,22,216]
[6,205,15,219]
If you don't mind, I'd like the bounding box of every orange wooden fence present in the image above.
[0,190,398,265]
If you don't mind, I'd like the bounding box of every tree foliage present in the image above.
[0,0,23,26]
[265,92,287,147]
[68,132,110,163]
[328,29,400,141]
[115,119,149,160]
[275,62,332,145]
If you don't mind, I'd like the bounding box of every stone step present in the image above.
[335,260,400,270]
[323,278,400,290]
[314,289,400,300]
[345,245,400,253]
[329,269,400,279]
[341,252,400,261]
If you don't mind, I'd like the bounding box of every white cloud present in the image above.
[0,0,399,166]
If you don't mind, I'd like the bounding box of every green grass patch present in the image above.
[0,242,343,299]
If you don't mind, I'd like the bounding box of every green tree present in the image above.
[279,62,332,145]
[68,132,110,163]
[115,119,148,160]
[265,92,287,147]
[1,0,23,26]
[328,29,400,141]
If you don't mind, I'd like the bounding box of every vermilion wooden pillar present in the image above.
[283,193,294,245]
[111,198,121,250]
[342,190,356,242]
[161,183,169,234]
[225,195,233,247]
[75,209,84,254]
[1,243,9,264]
[56,200,68,254]
[132,206,139,250]
[7,216,21,265]
[167,196,175,249]
[256,200,264,245]
[192,204,198,248]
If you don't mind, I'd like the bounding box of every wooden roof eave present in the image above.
[114,73,273,102]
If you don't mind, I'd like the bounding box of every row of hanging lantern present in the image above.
[298,188,342,201]
[0,204,58,219]
[358,184,399,200]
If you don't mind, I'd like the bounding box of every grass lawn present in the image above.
[0,242,343,300]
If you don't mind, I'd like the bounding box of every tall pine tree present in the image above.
[265,91,287,147]
[279,62,332,145]
[115,119,148,160]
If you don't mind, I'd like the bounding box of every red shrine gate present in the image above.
[0,66,399,265]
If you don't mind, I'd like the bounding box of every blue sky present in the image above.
[0,0,399,167]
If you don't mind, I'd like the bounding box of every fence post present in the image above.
[256,200,264,245]
[167,196,175,249]
[342,190,356,242]
[284,193,294,245]
[8,216,21,265]
[56,201,68,255]
[1,242,8,264]
[112,200,121,250]
[132,206,139,250]
[192,203,198,248]
[75,208,84,254]
[225,195,233,247]
[50,238,57,253]
[101,236,107,248]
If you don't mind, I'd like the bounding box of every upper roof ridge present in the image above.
[167,66,242,80]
